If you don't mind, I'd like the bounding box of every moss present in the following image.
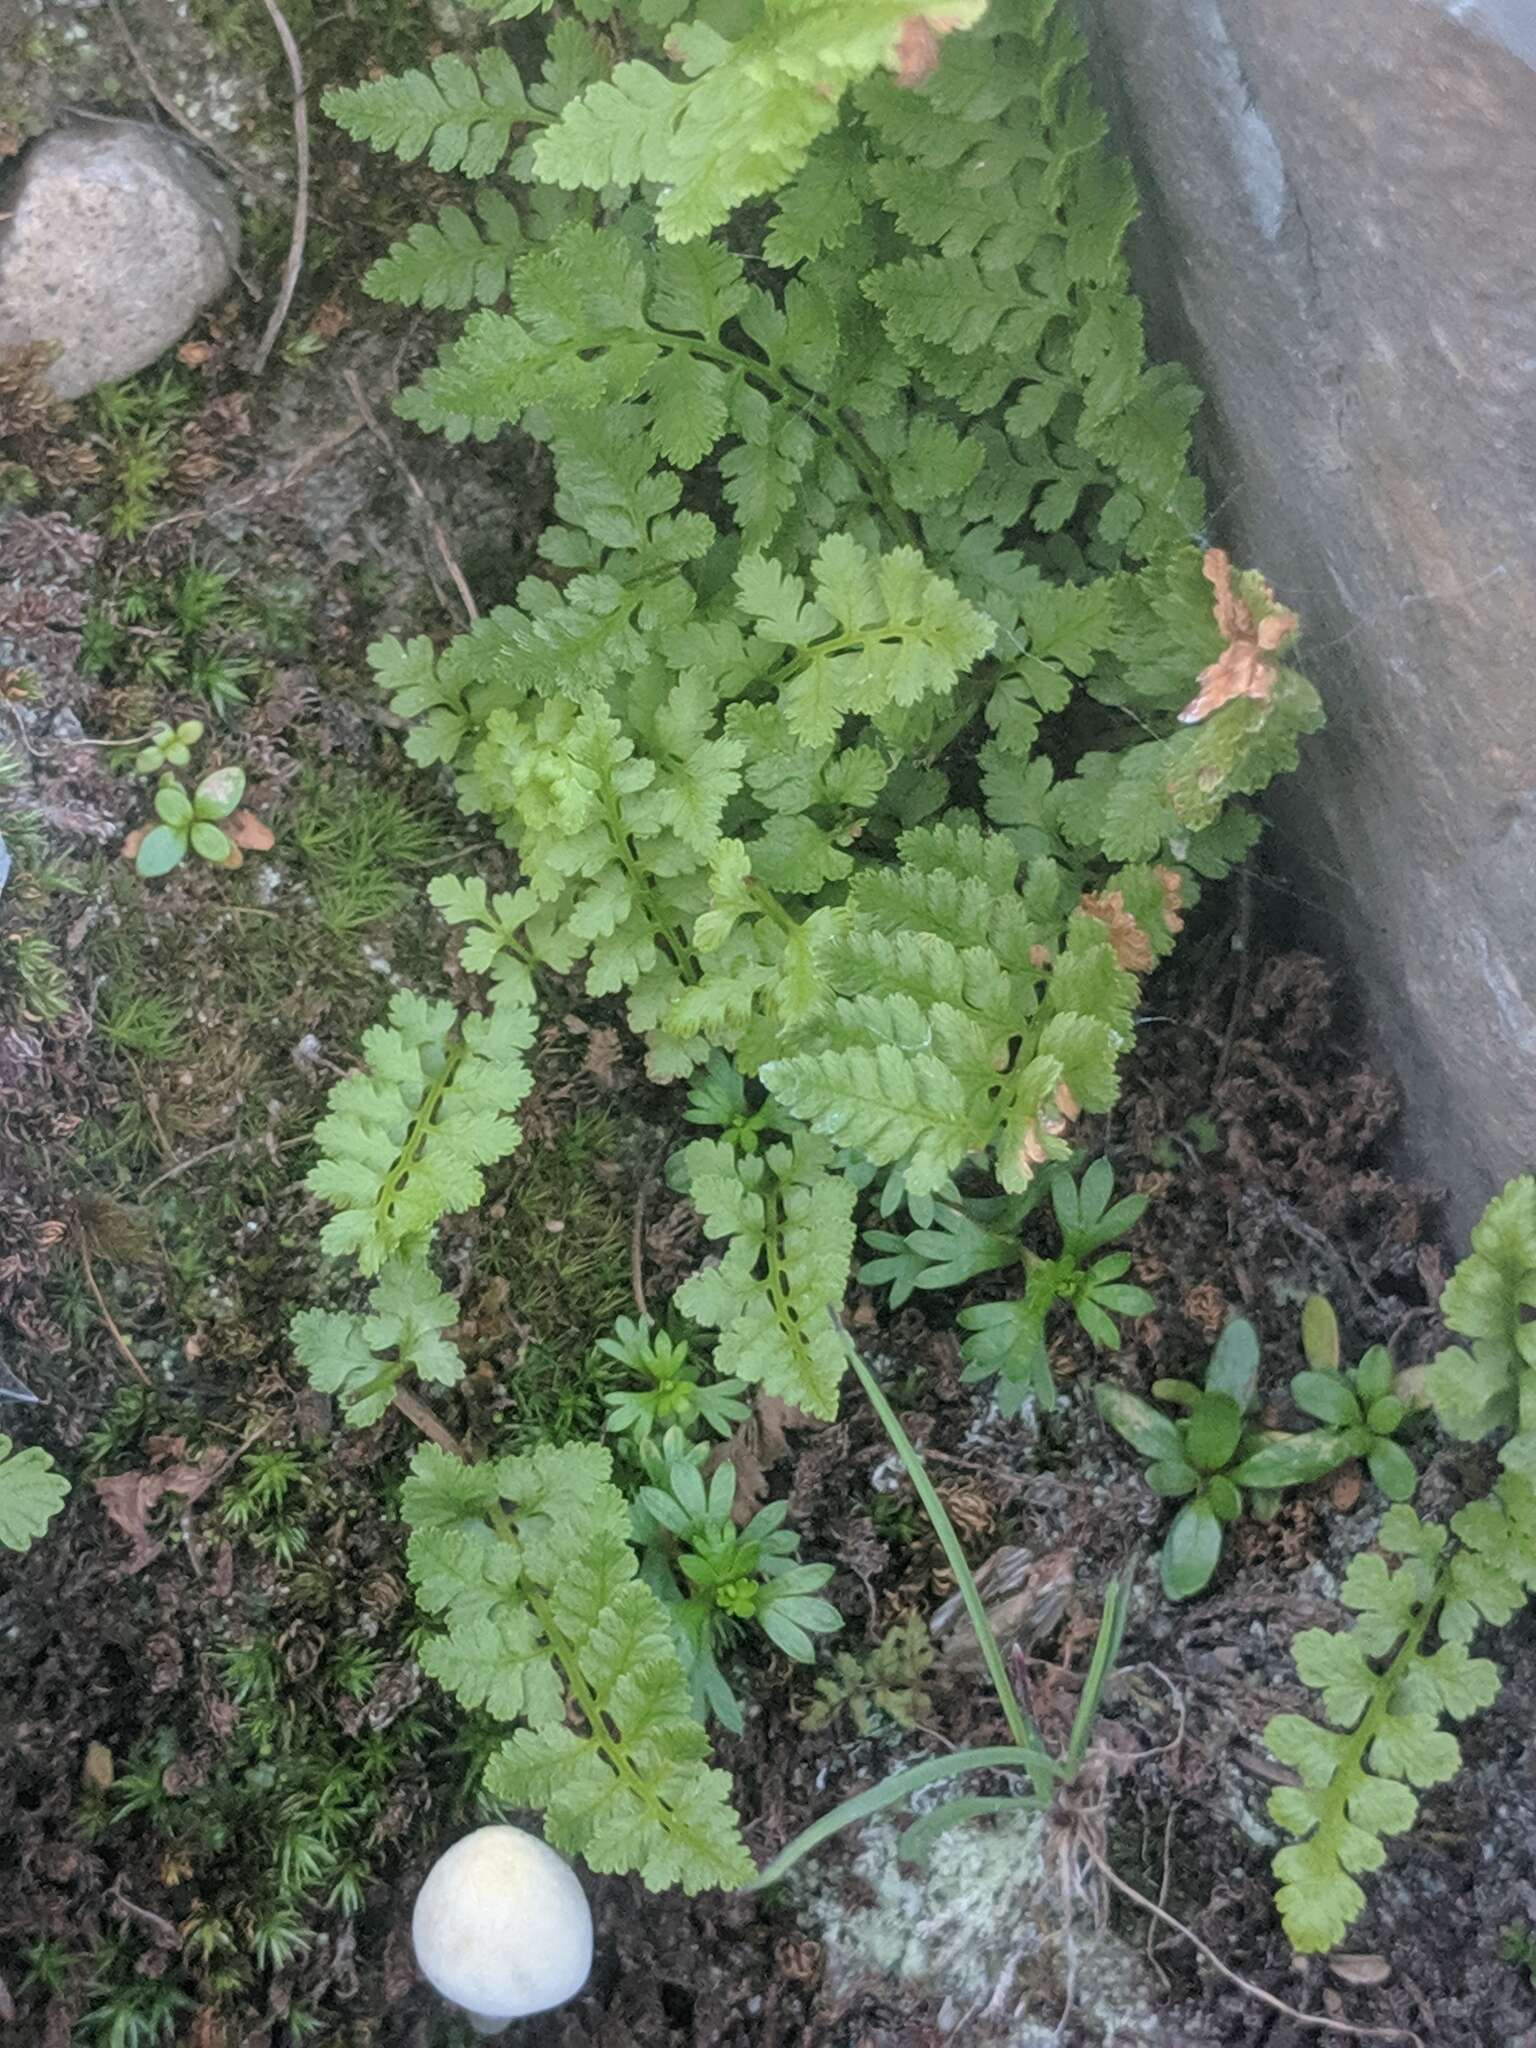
[291,770,450,936]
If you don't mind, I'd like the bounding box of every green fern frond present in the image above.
[675,1131,855,1420]
[324,49,536,176]
[305,988,535,1274]
[403,1441,751,1891]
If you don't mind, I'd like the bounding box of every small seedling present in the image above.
[134,719,205,774]
[636,1444,841,1730]
[126,765,274,879]
[1096,1319,1264,1599]
[598,1317,748,1444]
[1231,1295,1418,1503]
[0,1432,69,1552]
[801,1612,938,1737]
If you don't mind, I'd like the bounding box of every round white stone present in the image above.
[411,1825,593,2026]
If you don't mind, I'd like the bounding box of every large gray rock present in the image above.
[0,118,240,398]
[1077,0,1536,1231]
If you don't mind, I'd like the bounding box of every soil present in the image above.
[2,26,1535,2048]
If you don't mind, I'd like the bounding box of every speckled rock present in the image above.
[0,118,239,398]
[1078,0,1536,1234]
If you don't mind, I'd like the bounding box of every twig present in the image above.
[137,1133,309,1200]
[630,1151,664,1321]
[341,368,479,627]
[147,418,364,534]
[76,1234,150,1385]
[1212,862,1253,1092]
[250,0,310,377]
[1082,1846,1424,2046]
[101,0,254,191]
[392,1385,469,1462]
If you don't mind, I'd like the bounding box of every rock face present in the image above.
[1077,0,1536,1230]
[0,119,239,398]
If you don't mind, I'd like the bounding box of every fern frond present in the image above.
[364,190,525,309]
[324,49,535,176]
[292,1253,464,1425]
[402,1441,752,1892]
[533,0,989,243]
[305,988,535,1274]
[675,1132,855,1419]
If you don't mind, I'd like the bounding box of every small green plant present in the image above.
[1096,1318,1264,1599]
[88,368,193,539]
[635,1442,842,1729]
[294,777,447,935]
[599,1317,748,1444]
[130,765,260,878]
[1,738,75,1022]
[83,563,263,710]
[861,1158,1154,1413]
[1232,1295,1418,1503]
[133,718,206,774]
[1501,1920,1536,1989]
[801,1611,938,1736]
[0,1432,69,1552]
[1263,1179,1536,1952]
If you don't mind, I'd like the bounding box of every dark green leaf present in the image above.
[1145,1457,1198,1497]
[134,823,187,877]
[1366,1439,1417,1503]
[1354,1346,1394,1406]
[1206,1319,1259,1408]
[1185,1390,1243,1472]
[1291,1370,1362,1429]
[1161,1502,1222,1600]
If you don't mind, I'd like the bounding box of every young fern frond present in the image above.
[324,49,540,176]
[676,1134,856,1420]
[404,1442,752,1893]
[531,0,990,243]
[305,989,535,1274]
[1264,1181,1536,1951]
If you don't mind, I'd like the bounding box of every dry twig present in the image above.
[342,368,479,627]
[1082,1845,1424,2047]
[392,1386,469,1462]
[251,0,310,376]
[75,1233,150,1385]
[102,0,254,192]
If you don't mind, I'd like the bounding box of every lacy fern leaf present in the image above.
[305,989,535,1274]
[676,1133,855,1419]
[403,1441,751,1892]
[323,49,535,176]
[1265,1182,1536,1952]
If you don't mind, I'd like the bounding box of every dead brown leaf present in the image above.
[1079,889,1153,972]
[228,808,275,852]
[94,1446,230,1573]
[1330,1954,1392,1989]
[1178,547,1298,725]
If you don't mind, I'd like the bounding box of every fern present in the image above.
[292,1254,464,1425]
[1264,1182,1536,1952]
[364,191,525,310]
[404,1441,751,1892]
[304,988,534,1275]
[302,0,1330,1909]
[676,1133,855,1420]
[532,0,990,243]
[1427,1175,1536,1456]
[324,49,537,176]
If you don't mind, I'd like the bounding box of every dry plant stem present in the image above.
[1083,1846,1423,2047]
[136,1132,309,1200]
[102,0,253,191]
[75,1234,150,1385]
[391,1385,469,1462]
[341,369,479,627]
[251,0,310,376]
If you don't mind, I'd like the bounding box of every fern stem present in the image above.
[1302,1566,1447,1860]
[598,785,697,979]
[650,325,917,549]
[834,1321,1052,1788]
